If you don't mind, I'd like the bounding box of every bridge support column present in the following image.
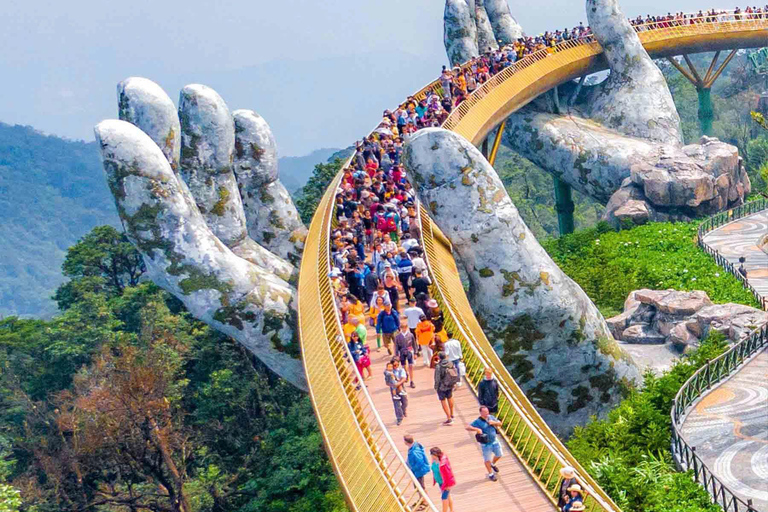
[666,50,737,137]
[554,176,575,236]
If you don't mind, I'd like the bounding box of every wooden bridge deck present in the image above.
[362,299,556,512]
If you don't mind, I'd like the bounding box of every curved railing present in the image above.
[668,200,768,512]
[297,11,768,512]
[443,11,768,144]
[418,206,621,512]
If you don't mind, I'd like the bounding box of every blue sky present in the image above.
[3,0,715,156]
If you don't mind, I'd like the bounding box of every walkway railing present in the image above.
[297,10,768,512]
[669,200,768,512]
[419,207,621,512]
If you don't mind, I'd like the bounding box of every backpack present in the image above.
[376,215,388,231]
[474,417,496,445]
[441,363,460,389]
[386,215,397,232]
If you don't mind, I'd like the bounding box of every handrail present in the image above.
[418,207,621,512]
[297,11,768,512]
[668,200,768,512]
[442,11,768,144]
[298,172,438,512]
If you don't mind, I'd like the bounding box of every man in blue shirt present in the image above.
[377,302,400,355]
[466,405,504,481]
[403,435,430,488]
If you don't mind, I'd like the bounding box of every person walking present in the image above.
[377,302,400,355]
[415,315,435,366]
[478,367,500,414]
[429,447,455,512]
[396,250,413,301]
[563,484,585,512]
[395,323,416,388]
[442,332,463,387]
[434,352,459,425]
[466,405,504,481]
[404,435,431,488]
[384,360,408,425]
[402,298,425,352]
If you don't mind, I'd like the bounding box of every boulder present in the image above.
[608,290,768,361]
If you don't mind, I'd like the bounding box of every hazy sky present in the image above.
[3,0,717,156]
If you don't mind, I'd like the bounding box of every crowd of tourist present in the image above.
[326,6,756,510]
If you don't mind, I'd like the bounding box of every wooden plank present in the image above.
[361,297,556,512]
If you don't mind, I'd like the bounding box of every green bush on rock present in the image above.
[567,332,728,512]
[542,221,758,317]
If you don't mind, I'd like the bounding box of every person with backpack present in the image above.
[433,352,459,425]
[478,367,500,414]
[395,250,413,301]
[442,332,463,386]
[403,435,430,488]
[466,405,504,481]
[394,323,416,388]
[429,446,456,512]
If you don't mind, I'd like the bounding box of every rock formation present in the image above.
[443,0,750,225]
[608,289,768,351]
[405,128,640,435]
[97,78,306,389]
[444,0,522,66]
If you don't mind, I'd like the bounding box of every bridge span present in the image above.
[298,11,768,512]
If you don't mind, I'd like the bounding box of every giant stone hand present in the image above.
[405,128,640,435]
[96,78,307,389]
[444,0,750,225]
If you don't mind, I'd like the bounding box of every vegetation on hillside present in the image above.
[0,227,346,512]
[568,332,728,512]
[542,221,759,317]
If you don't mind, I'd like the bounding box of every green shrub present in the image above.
[542,221,758,315]
[567,332,728,512]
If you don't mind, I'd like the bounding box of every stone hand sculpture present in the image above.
[96,78,307,389]
[445,0,750,225]
[445,0,523,66]
[405,128,640,434]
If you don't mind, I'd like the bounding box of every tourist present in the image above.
[442,332,463,386]
[369,295,385,351]
[396,250,414,300]
[377,302,400,355]
[404,435,431,488]
[466,405,504,481]
[384,360,408,426]
[395,323,417,387]
[434,352,459,425]
[415,314,436,366]
[558,466,585,510]
[403,298,425,351]
[478,367,500,414]
[348,331,372,380]
[563,483,585,512]
[429,447,456,512]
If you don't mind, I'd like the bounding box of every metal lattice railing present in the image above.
[297,12,768,512]
[668,200,768,512]
[419,207,621,512]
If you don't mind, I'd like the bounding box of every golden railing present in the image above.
[418,207,621,512]
[297,10,768,512]
[298,172,438,512]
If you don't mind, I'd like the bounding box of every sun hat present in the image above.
[328,268,342,278]
[559,466,576,479]
[566,484,583,495]
[426,299,438,308]
[569,503,586,511]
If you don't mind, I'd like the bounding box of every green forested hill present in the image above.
[0,123,119,319]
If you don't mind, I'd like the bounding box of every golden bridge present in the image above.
[297,12,768,512]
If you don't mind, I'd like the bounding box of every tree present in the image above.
[54,226,144,310]
[294,158,346,224]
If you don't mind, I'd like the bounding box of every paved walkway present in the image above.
[361,298,555,512]
[703,211,768,296]
[692,211,768,510]
[680,349,768,510]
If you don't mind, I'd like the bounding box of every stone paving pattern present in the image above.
[683,212,768,509]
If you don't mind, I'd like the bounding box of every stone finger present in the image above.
[586,0,682,144]
[473,0,499,53]
[94,119,306,389]
[444,0,479,67]
[405,128,639,435]
[233,109,307,265]
[117,77,181,171]
[484,0,524,45]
